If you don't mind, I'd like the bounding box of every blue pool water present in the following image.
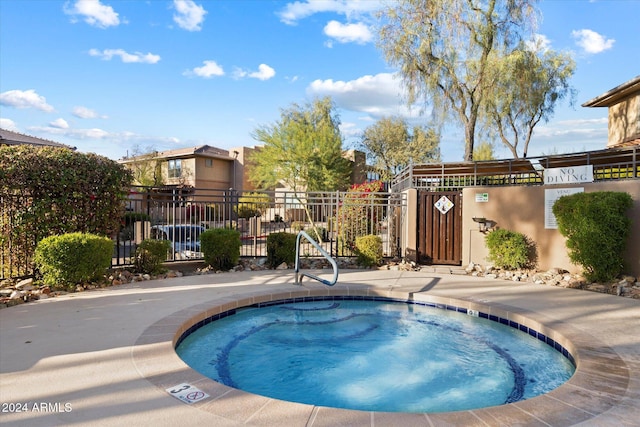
[176,298,575,413]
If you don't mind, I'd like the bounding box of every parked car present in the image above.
[150,225,205,260]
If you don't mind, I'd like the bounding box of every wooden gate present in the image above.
[417,191,462,265]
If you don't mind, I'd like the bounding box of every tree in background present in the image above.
[126,145,164,186]
[473,141,497,161]
[378,0,537,161]
[249,97,352,241]
[249,97,351,192]
[360,117,441,180]
[481,42,576,158]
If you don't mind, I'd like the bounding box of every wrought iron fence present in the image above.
[1,187,406,279]
[1,192,37,279]
[113,187,406,267]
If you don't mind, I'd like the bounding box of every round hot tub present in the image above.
[175,296,575,413]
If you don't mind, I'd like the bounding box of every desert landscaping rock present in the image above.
[1,258,638,309]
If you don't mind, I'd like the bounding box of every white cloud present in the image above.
[34,125,110,140]
[528,117,608,155]
[324,20,372,44]
[73,106,107,119]
[234,64,276,81]
[250,64,276,80]
[571,29,615,54]
[31,125,181,145]
[63,0,120,28]
[0,118,19,131]
[173,0,207,31]
[89,48,161,64]
[50,118,70,129]
[0,89,55,112]
[278,0,383,25]
[307,73,416,117]
[34,126,181,148]
[185,60,225,78]
[339,121,360,139]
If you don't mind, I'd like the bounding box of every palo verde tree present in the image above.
[481,41,576,158]
[377,0,538,161]
[359,116,441,180]
[249,97,352,239]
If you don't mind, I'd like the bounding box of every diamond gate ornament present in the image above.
[434,196,454,214]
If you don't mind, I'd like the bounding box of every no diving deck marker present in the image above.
[166,383,209,404]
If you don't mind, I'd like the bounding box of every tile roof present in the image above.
[120,144,233,162]
[0,128,76,149]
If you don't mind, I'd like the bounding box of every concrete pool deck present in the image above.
[1,269,638,426]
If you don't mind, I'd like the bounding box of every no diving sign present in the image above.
[167,383,209,404]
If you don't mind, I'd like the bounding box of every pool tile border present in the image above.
[133,285,629,426]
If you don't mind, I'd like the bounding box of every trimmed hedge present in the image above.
[200,228,241,270]
[34,232,113,289]
[134,239,171,274]
[553,191,632,282]
[485,229,536,270]
[1,145,132,278]
[355,235,383,267]
[266,232,297,268]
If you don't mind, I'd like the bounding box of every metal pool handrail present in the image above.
[294,231,339,286]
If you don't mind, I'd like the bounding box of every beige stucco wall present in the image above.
[193,157,232,190]
[608,94,640,147]
[462,181,640,277]
[231,146,256,192]
[401,189,418,260]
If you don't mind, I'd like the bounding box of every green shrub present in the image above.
[485,229,535,270]
[335,181,385,253]
[200,228,241,270]
[134,239,170,274]
[266,232,297,268]
[553,191,633,282]
[1,145,132,278]
[355,235,383,267]
[34,232,113,289]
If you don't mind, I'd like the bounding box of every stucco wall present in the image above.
[193,157,232,190]
[608,94,640,147]
[462,180,640,277]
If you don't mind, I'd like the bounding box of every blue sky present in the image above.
[1,0,638,162]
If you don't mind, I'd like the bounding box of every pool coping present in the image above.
[133,284,631,426]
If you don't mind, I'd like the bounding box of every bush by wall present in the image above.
[134,239,171,274]
[34,232,113,289]
[553,191,633,282]
[485,229,536,270]
[1,145,133,278]
[266,232,297,268]
[355,235,383,267]
[200,228,241,270]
